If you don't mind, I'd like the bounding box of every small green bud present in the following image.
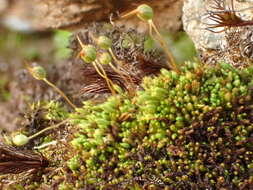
[137,4,154,21]
[31,66,47,80]
[81,45,97,63]
[99,52,112,65]
[98,36,112,50]
[12,134,29,146]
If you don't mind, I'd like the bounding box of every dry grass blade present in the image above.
[0,143,48,174]
[206,0,253,33]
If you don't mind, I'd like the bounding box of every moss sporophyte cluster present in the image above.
[68,62,253,189]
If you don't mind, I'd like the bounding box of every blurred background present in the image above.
[0,0,196,133]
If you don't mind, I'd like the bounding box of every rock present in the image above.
[0,0,8,14]
[1,0,184,32]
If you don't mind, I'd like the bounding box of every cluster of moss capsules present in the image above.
[67,61,253,189]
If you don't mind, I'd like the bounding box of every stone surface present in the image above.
[183,0,253,68]
[1,0,183,32]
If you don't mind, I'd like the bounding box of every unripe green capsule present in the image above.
[81,45,97,63]
[12,134,29,146]
[31,66,47,80]
[98,36,112,50]
[137,4,154,21]
[99,52,112,65]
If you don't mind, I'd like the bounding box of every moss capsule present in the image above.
[30,66,47,80]
[98,36,112,50]
[137,4,154,21]
[99,52,112,65]
[12,134,29,146]
[81,45,97,63]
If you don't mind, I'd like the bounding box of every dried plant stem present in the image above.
[43,79,77,109]
[206,0,253,32]
[120,9,138,19]
[92,61,116,95]
[28,120,68,140]
[109,48,122,66]
[107,48,135,92]
[149,20,180,73]
[149,23,153,37]
[108,62,135,91]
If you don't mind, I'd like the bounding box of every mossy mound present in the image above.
[67,62,253,189]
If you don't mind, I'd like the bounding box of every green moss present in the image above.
[67,61,253,189]
[44,100,68,120]
[3,22,253,190]
[67,155,81,171]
